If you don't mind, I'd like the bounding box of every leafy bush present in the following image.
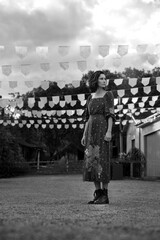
[0,128,30,177]
[126,147,145,162]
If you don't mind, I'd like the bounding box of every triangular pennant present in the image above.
[41,80,49,90]
[72,80,80,88]
[147,54,158,65]
[114,78,123,86]
[128,103,134,109]
[98,45,109,57]
[40,62,50,71]
[28,98,35,108]
[36,46,48,58]
[58,46,70,56]
[9,81,17,89]
[156,76,160,85]
[80,46,91,58]
[141,77,150,86]
[59,101,65,108]
[131,88,138,95]
[143,86,151,94]
[57,80,66,89]
[52,96,59,104]
[64,124,69,129]
[34,124,39,129]
[57,124,62,129]
[25,81,33,88]
[59,62,69,70]
[70,100,77,107]
[117,89,125,97]
[142,97,149,102]
[139,102,145,108]
[128,78,137,87]
[76,109,84,116]
[77,94,85,101]
[49,124,54,129]
[49,100,54,108]
[149,101,155,106]
[77,61,87,72]
[21,64,31,76]
[2,65,12,76]
[122,98,129,104]
[136,44,148,54]
[117,45,128,57]
[65,95,72,104]
[157,85,160,92]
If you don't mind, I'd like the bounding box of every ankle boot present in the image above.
[88,189,103,204]
[94,188,109,204]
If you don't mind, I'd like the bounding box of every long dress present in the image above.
[83,91,115,183]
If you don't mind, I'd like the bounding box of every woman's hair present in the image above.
[88,70,105,92]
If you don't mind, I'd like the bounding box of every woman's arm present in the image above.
[104,117,113,142]
[81,121,89,146]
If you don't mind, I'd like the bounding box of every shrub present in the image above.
[0,129,30,177]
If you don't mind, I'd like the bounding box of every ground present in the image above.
[0,175,160,240]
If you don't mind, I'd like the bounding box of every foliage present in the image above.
[0,127,30,177]
[126,147,146,162]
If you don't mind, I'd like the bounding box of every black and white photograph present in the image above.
[0,0,160,239]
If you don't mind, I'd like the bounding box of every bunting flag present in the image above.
[25,81,33,88]
[15,46,28,58]
[141,77,150,86]
[57,80,66,89]
[117,45,128,57]
[52,96,59,104]
[147,54,158,65]
[21,64,31,76]
[122,98,129,104]
[70,100,77,107]
[117,89,125,97]
[128,78,137,87]
[77,61,87,72]
[142,96,149,102]
[59,101,65,108]
[9,81,17,89]
[131,88,138,95]
[2,65,12,76]
[98,45,109,57]
[58,46,70,56]
[143,86,151,94]
[114,78,123,86]
[132,97,138,103]
[136,44,148,54]
[28,98,35,108]
[157,85,160,92]
[80,46,91,58]
[36,46,48,58]
[40,63,50,71]
[72,80,80,88]
[156,76,160,85]
[59,62,69,70]
[16,97,24,108]
[65,95,71,103]
[49,100,54,108]
[41,80,49,90]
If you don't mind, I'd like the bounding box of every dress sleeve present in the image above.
[104,91,116,121]
[83,95,91,123]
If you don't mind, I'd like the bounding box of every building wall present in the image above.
[126,123,140,153]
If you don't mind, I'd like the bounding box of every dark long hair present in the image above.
[88,70,105,92]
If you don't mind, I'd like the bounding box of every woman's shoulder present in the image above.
[104,90,114,99]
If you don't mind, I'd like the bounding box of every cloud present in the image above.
[0,0,93,45]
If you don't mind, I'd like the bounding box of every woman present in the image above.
[81,70,115,204]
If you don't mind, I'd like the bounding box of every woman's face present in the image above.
[97,74,106,88]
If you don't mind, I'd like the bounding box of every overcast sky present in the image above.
[0,0,160,98]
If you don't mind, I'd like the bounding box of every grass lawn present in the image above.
[0,175,160,240]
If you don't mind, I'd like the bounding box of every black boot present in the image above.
[88,189,103,204]
[94,188,109,204]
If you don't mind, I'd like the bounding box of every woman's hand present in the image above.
[104,131,112,142]
[81,135,86,146]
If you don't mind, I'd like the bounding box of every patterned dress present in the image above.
[83,91,115,183]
